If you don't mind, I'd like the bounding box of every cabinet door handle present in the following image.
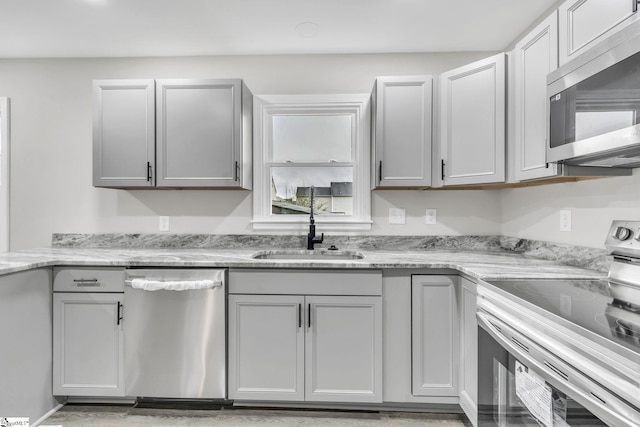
[441,159,445,181]
[117,302,123,325]
[235,161,239,182]
[378,160,383,183]
[147,162,152,182]
[308,303,312,328]
[298,303,302,328]
[73,278,100,287]
[634,0,639,13]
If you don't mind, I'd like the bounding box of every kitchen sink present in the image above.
[251,250,364,260]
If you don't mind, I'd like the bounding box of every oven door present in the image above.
[477,311,638,426]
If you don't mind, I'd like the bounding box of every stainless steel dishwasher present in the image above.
[124,268,226,400]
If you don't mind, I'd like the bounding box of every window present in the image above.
[252,94,371,230]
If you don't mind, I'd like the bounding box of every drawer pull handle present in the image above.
[73,279,100,287]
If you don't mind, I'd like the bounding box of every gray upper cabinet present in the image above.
[372,76,433,188]
[439,53,506,186]
[514,12,560,182]
[156,79,252,188]
[93,78,252,189]
[93,80,155,188]
[559,0,639,66]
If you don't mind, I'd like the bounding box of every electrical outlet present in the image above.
[425,209,437,225]
[559,210,571,232]
[389,208,406,225]
[159,216,170,232]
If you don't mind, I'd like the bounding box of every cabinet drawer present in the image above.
[229,269,382,296]
[53,267,125,292]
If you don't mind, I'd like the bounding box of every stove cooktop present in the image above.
[484,278,640,355]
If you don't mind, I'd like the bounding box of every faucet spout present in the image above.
[307,186,324,250]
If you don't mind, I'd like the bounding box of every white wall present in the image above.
[1,53,636,251]
[0,98,8,251]
[0,53,502,250]
[500,170,640,249]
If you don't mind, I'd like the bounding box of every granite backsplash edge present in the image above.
[51,233,610,273]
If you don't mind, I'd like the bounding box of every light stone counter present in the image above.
[0,245,606,281]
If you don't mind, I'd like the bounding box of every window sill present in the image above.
[251,218,372,231]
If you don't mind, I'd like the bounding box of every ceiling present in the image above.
[0,0,558,58]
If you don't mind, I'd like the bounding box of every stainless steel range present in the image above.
[477,221,640,426]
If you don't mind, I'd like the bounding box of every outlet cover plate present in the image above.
[425,209,437,225]
[389,208,406,225]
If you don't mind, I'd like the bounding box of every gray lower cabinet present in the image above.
[459,277,478,426]
[371,76,433,188]
[411,275,459,397]
[52,267,125,397]
[0,269,57,424]
[229,294,382,403]
[229,294,305,401]
[306,295,382,402]
[228,269,383,404]
[93,78,252,189]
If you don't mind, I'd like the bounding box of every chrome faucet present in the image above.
[307,186,324,250]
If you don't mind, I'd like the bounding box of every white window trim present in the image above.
[252,94,372,231]
[0,98,10,252]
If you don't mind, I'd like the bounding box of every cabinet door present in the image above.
[459,277,478,426]
[228,294,305,401]
[93,80,155,188]
[411,275,458,397]
[373,76,432,188]
[53,293,124,396]
[439,54,505,186]
[306,296,383,403]
[156,79,245,188]
[514,12,560,181]
[559,0,639,66]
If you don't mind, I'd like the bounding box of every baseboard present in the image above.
[32,402,65,427]
[458,391,477,427]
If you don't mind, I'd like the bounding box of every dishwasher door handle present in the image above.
[125,278,222,291]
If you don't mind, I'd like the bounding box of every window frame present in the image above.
[252,94,372,231]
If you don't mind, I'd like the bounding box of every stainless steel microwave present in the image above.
[547,20,640,168]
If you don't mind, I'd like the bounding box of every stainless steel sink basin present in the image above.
[251,250,364,260]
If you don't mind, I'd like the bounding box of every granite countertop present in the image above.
[0,246,606,281]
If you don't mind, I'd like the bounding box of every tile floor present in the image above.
[42,405,472,427]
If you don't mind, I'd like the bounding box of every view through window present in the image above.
[252,95,371,230]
